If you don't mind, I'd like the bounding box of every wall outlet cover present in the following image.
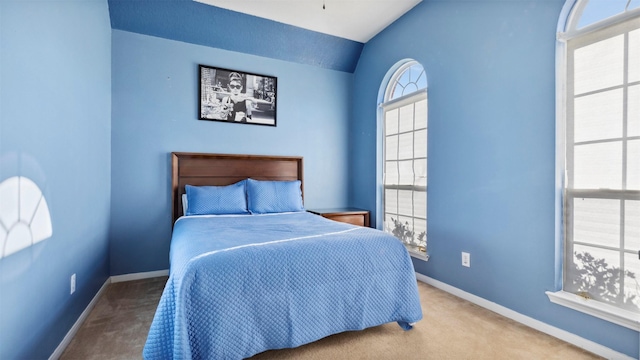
[462,252,470,267]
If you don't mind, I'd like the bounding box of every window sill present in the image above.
[406,246,429,261]
[546,290,640,331]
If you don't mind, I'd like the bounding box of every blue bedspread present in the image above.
[143,212,422,359]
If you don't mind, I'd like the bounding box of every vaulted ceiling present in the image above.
[195,0,421,43]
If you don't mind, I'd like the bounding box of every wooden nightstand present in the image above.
[307,208,370,227]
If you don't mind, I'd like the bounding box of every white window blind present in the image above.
[564,15,640,313]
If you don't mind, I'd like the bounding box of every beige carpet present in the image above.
[60,277,602,360]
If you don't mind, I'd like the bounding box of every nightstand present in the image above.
[307,208,370,227]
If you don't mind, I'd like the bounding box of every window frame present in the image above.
[547,0,640,331]
[380,61,429,261]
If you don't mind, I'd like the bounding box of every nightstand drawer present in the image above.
[307,208,370,227]
[324,214,366,227]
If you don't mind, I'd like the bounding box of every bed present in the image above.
[143,152,422,359]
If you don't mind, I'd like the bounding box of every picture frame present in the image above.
[199,64,277,127]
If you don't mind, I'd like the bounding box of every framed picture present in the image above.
[199,64,277,126]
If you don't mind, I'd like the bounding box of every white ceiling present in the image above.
[195,0,422,43]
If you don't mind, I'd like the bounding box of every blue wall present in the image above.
[110,30,353,275]
[0,0,111,358]
[350,0,638,357]
[107,0,364,73]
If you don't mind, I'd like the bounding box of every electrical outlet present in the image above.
[70,273,76,295]
[461,252,470,267]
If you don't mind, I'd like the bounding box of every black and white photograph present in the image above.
[199,64,277,126]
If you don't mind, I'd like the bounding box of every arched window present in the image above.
[550,0,640,327]
[380,61,428,259]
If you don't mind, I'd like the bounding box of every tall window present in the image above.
[381,61,428,258]
[560,0,640,315]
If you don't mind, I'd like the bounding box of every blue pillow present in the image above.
[246,178,304,214]
[185,180,248,215]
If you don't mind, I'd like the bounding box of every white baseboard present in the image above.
[49,278,111,360]
[415,273,634,360]
[110,269,169,283]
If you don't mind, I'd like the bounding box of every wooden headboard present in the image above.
[171,152,304,223]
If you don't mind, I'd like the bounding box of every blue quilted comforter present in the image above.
[143,212,422,359]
